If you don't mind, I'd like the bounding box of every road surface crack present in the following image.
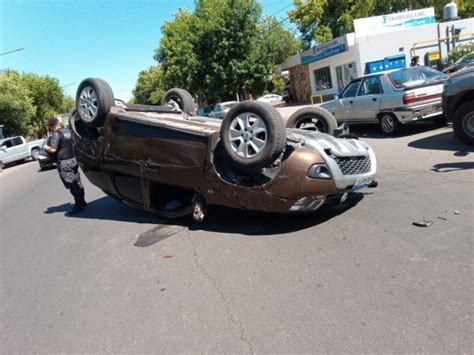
[187,235,254,354]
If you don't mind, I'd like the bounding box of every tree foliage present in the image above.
[445,42,474,65]
[133,66,166,105]
[0,70,73,137]
[290,0,474,48]
[134,0,300,104]
[0,71,35,137]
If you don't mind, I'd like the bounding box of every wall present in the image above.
[289,65,311,102]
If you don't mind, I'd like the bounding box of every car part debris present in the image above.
[412,220,433,227]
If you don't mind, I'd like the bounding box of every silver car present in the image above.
[321,67,447,134]
[208,101,239,119]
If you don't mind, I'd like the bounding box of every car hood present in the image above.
[287,129,371,157]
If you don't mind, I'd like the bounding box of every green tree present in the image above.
[444,42,474,65]
[60,95,76,114]
[0,71,35,137]
[20,73,64,136]
[133,65,166,105]
[144,0,300,102]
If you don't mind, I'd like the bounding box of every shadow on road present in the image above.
[408,130,473,154]
[45,192,365,241]
[350,121,448,139]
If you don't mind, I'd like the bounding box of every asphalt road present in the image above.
[1,121,473,353]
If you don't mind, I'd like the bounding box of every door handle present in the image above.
[349,100,353,104]
[372,98,377,102]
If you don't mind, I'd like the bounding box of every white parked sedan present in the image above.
[257,94,283,105]
[208,101,239,119]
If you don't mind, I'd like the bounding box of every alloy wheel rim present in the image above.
[382,115,394,132]
[79,86,98,122]
[228,112,267,158]
[462,112,474,138]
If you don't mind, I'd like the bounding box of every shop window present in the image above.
[313,67,333,91]
[343,62,357,82]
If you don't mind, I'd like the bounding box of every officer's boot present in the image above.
[66,198,87,216]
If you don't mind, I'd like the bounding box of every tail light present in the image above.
[403,92,416,104]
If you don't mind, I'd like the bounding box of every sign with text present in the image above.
[354,8,435,37]
[301,36,348,65]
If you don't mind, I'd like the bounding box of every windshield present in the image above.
[388,67,447,88]
[456,53,474,64]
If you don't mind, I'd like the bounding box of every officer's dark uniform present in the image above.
[49,127,86,214]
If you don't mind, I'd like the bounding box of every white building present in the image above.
[283,8,474,102]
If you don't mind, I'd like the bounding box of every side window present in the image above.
[215,104,222,111]
[13,137,23,146]
[2,139,13,148]
[358,76,382,96]
[341,80,361,98]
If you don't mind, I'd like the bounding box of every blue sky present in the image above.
[0,0,295,102]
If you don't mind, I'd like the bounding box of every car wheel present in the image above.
[220,101,286,172]
[379,113,401,135]
[76,78,114,127]
[452,101,474,145]
[286,107,337,135]
[161,88,196,116]
[31,148,40,161]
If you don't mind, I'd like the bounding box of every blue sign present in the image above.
[301,44,347,65]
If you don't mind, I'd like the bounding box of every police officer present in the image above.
[44,116,87,216]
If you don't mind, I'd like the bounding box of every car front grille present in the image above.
[333,155,371,175]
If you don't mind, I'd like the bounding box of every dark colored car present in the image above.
[71,78,377,221]
[442,53,474,75]
[37,137,57,170]
[442,68,474,145]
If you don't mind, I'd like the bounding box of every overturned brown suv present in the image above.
[71,78,377,221]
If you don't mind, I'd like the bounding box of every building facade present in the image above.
[283,8,474,102]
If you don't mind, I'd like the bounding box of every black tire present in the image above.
[452,101,474,146]
[76,78,114,127]
[431,114,448,126]
[379,113,401,135]
[161,88,196,116]
[286,106,338,135]
[220,101,286,172]
[31,148,40,161]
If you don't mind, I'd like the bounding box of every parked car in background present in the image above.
[442,68,474,145]
[320,67,447,134]
[208,101,239,119]
[257,94,283,105]
[0,136,45,171]
[442,52,474,75]
[37,137,57,170]
[197,105,215,117]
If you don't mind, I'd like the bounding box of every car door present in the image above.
[2,137,24,163]
[352,75,383,121]
[331,79,361,122]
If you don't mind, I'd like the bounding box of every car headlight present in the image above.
[308,164,332,179]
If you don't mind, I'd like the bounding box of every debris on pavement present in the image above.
[437,216,447,221]
[454,210,461,215]
[412,220,433,227]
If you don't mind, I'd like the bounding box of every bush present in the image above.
[445,43,474,65]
